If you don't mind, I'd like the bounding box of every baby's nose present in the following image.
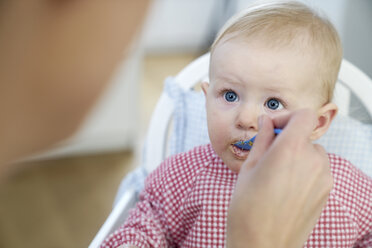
[235,104,261,131]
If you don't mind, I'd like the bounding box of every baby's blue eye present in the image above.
[224,91,238,102]
[266,98,283,110]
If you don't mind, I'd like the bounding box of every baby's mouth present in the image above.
[230,143,250,160]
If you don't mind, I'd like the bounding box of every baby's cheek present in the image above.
[207,118,229,146]
[215,99,237,111]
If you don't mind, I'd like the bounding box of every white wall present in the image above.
[143,0,225,53]
[341,0,372,79]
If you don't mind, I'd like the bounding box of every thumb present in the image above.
[242,115,275,171]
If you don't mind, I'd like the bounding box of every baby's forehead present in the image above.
[209,38,329,103]
[214,32,318,57]
[211,35,322,74]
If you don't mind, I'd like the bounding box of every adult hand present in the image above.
[227,109,333,248]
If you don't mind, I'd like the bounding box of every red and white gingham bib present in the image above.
[102,144,372,248]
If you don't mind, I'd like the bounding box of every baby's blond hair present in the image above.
[211,0,343,102]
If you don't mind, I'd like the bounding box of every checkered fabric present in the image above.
[101,144,372,248]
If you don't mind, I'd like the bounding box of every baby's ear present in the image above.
[310,102,338,140]
[201,82,209,96]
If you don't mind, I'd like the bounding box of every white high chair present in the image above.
[89,54,372,248]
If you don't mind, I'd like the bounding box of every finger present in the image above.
[313,144,333,179]
[313,143,327,156]
[273,109,318,143]
[243,115,275,170]
[270,111,292,129]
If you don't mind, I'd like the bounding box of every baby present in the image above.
[102,1,372,247]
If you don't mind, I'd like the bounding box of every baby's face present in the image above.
[203,38,324,173]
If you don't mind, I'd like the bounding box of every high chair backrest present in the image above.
[89,53,372,248]
[142,53,210,174]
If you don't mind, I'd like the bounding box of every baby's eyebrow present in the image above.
[213,78,244,88]
[214,72,245,84]
[223,75,251,86]
[263,85,295,94]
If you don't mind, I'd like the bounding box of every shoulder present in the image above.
[167,143,215,170]
[145,144,215,192]
[327,153,372,226]
[328,153,372,191]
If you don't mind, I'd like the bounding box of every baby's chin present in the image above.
[212,143,251,173]
[224,160,246,174]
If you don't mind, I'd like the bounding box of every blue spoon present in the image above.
[234,128,282,150]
